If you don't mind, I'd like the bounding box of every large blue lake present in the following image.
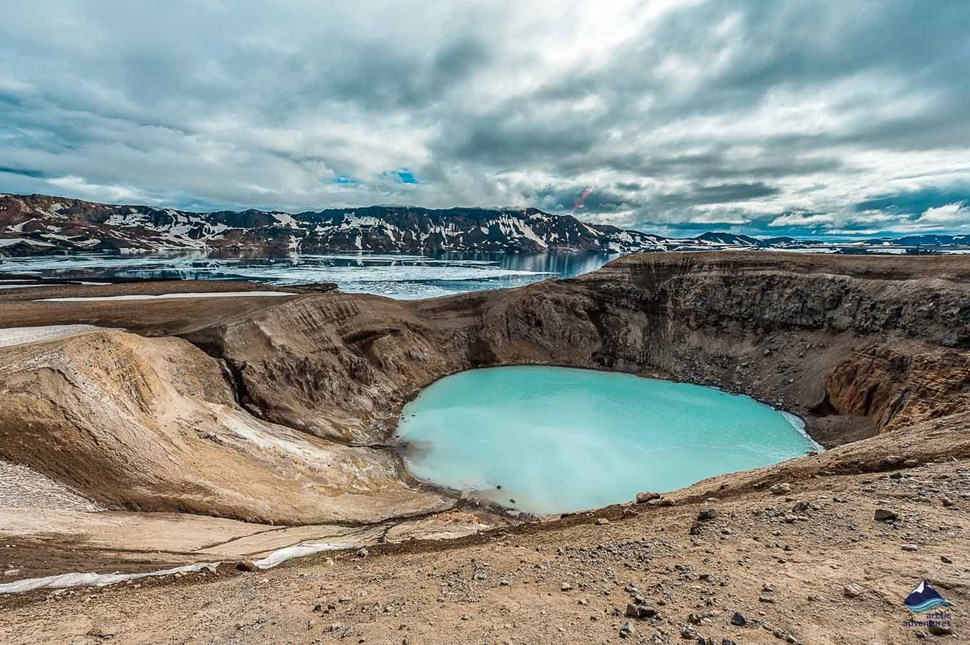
[0,251,616,299]
[397,366,819,514]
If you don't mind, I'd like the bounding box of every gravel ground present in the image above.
[0,461,103,512]
[0,324,98,348]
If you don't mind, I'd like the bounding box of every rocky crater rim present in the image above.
[1,252,967,529]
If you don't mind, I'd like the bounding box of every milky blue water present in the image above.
[396,366,820,515]
[0,251,615,299]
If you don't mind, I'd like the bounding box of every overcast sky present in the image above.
[1,1,969,237]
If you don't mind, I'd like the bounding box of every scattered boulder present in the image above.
[843,584,863,599]
[625,601,657,619]
[883,455,903,468]
[874,508,899,522]
[619,621,634,639]
[636,491,660,504]
[595,518,610,526]
[235,560,258,573]
[770,483,792,495]
[560,582,573,592]
[697,509,717,521]
[730,612,746,626]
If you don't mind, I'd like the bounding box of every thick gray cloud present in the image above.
[1,0,969,236]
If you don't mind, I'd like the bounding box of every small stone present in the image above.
[619,621,634,639]
[2,569,20,577]
[941,555,953,564]
[357,548,369,558]
[843,584,863,599]
[903,459,919,468]
[636,491,660,504]
[941,497,954,507]
[874,508,898,522]
[697,509,716,521]
[928,624,953,636]
[235,560,258,572]
[560,582,573,592]
[730,612,746,626]
[883,455,903,467]
[680,624,697,639]
[770,483,792,495]
[596,518,610,526]
[791,501,811,514]
[625,602,655,619]
[902,543,919,552]
[758,595,775,603]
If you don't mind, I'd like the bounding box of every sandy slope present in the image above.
[0,328,452,524]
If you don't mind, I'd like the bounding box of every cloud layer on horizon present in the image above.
[1,0,969,237]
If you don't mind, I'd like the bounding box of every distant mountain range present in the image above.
[1,193,968,257]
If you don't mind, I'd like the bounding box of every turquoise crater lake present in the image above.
[396,366,820,515]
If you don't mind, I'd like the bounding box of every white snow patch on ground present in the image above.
[272,212,298,227]
[40,291,298,302]
[253,541,363,568]
[0,563,221,595]
[0,238,54,248]
[0,537,369,594]
[0,325,99,348]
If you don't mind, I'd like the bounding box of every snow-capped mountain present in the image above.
[2,193,969,257]
[0,194,669,256]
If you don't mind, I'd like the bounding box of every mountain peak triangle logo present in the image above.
[903,580,952,613]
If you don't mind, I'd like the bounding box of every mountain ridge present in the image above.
[1,192,968,257]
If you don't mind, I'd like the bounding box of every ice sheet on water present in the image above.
[0,251,614,299]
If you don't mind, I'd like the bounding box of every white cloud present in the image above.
[0,0,968,235]
[768,213,836,228]
[918,202,969,223]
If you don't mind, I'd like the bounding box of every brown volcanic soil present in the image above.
[0,252,968,643]
[1,413,968,644]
